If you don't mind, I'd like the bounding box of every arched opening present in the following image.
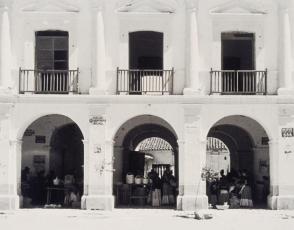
[20,114,84,209]
[206,115,270,209]
[206,137,231,174]
[113,115,178,209]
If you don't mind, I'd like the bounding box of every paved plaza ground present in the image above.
[1,209,294,230]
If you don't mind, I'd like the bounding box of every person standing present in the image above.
[161,168,175,205]
[218,169,229,205]
[239,180,253,208]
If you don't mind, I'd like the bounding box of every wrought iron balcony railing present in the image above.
[116,68,174,95]
[19,68,79,94]
[210,69,267,95]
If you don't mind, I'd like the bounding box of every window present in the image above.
[35,31,69,71]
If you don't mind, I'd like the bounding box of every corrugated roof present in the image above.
[137,137,173,151]
[207,137,229,152]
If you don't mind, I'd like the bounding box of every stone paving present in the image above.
[0,209,294,230]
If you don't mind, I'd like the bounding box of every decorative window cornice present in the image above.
[116,0,178,14]
[210,0,267,15]
[21,0,80,13]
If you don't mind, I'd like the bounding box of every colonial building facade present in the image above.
[0,0,294,211]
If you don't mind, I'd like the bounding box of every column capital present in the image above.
[9,139,23,145]
[105,139,115,145]
[268,138,279,145]
[93,6,104,12]
[177,139,186,145]
[91,0,104,11]
[187,7,198,13]
[82,139,89,144]
[0,6,9,12]
[186,0,199,11]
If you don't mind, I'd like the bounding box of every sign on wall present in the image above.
[89,116,106,125]
[281,128,294,138]
[24,129,35,136]
[33,155,45,172]
[35,135,46,143]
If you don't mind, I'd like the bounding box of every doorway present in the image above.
[221,32,255,93]
[129,31,163,94]
[35,31,69,93]
[113,115,178,209]
[20,115,84,209]
[206,116,270,209]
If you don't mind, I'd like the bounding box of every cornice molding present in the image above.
[116,0,178,13]
[210,0,267,15]
[21,0,80,13]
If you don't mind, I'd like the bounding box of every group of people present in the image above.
[147,167,177,207]
[21,167,82,208]
[208,169,254,209]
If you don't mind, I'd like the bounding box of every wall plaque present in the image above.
[24,129,35,136]
[35,135,46,143]
[261,137,269,145]
[281,128,294,138]
[89,116,106,125]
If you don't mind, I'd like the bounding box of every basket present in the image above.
[142,178,149,185]
[134,177,142,185]
[216,204,229,210]
[126,174,134,184]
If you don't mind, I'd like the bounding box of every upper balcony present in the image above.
[16,29,279,96]
[19,31,80,95]
[116,68,174,95]
[19,69,79,94]
[210,69,267,95]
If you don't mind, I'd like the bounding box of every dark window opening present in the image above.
[129,31,163,70]
[128,31,164,94]
[222,32,255,70]
[35,31,69,93]
[35,31,69,71]
[221,32,256,93]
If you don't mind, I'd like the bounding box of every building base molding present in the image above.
[81,195,114,210]
[0,86,13,95]
[89,87,108,95]
[183,88,201,95]
[177,195,208,211]
[0,195,20,210]
[269,195,294,210]
[277,88,294,95]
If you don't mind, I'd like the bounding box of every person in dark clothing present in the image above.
[21,167,30,182]
[21,167,31,199]
[209,181,218,208]
[45,170,55,187]
[148,169,162,206]
[32,170,46,206]
[218,169,229,205]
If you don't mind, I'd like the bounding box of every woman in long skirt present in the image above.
[239,181,253,208]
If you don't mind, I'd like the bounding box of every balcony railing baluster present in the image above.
[19,69,79,94]
[117,68,174,95]
[210,69,267,95]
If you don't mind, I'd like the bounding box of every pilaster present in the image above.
[81,106,114,210]
[183,7,201,95]
[89,6,107,95]
[177,106,208,210]
[278,7,294,95]
[0,6,12,93]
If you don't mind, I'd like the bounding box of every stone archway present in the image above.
[20,114,84,209]
[113,115,178,208]
[206,115,270,208]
